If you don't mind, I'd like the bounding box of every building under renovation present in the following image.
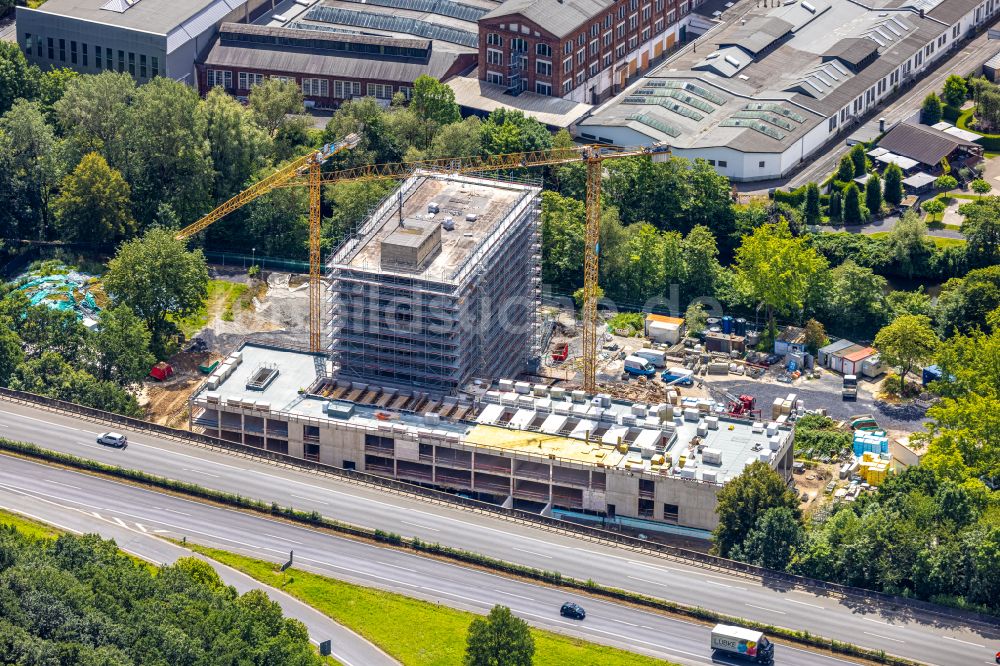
[190,343,796,532]
[327,173,542,394]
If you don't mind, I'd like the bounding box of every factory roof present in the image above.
[21,0,234,37]
[192,344,794,484]
[481,0,612,39]
[579,0,981,155]
[448,76,593,128]
[203,23,465,82]
[331,173,538,284]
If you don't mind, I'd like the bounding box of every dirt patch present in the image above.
[142,272,311,425]
[792,463,838,514]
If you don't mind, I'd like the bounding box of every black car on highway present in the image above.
[560,602,585,620]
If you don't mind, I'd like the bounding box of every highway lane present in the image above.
[0,454,879,666]
[1,400,997,665]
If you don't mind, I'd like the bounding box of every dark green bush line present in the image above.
[0,437,922,666]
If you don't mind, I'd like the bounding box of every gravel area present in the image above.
[710,371,930,432]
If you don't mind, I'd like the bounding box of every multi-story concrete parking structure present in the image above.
[190,343,796,532]
[16,0,274,84]
[327,173,542,394]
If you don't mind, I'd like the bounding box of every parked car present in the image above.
[96,432,128,448]
[559,602,585,620]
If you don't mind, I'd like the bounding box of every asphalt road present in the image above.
[0,399,996,665]
[0,454,887,666]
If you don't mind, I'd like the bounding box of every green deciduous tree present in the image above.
[684,301,708,335]
[411,74,460,126]
[935,175,957,191]
[935,265,1000,334]
[53,152,134,248]
[0,42,39,116]
[18,303,87,360]
[836,154,855,183]
[127,78,213,227]
[827,260,888,337]
[681,224,720,304]
[958,196,1000,267]
[873,314,939,393]
[465,605,534,666]
[540,191,585,292]
[842,183,863,224]
[971,178,991,197]
[887,287,934,320]
[731,506,804,571]
[0,324,24,386]
[803,318,828,354]
[86,305,155,387]
[886,210,931,278]
[201,87,270,201]
[734,219,826,345]
[942,74,968,108]
[322,178,397,249]
[883,163,904,206]
[713,460,800,558]
[1,99,61,239]
[428,116,482,159]
[803,181,821,224]
[865,172,883,216]
[249,78,305,138]
[10,351,142,416]
[479,108,552,156]
[921,92,943,124]
[103,228,209,350]
[55,71,136,173]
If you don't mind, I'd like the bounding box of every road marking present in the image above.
[705,580,732,588]
[0,410,80,431]
[419,586,487,605]
[377,561,417,574]
[400,520,439,532]
[157,507,192,516]
[603,617,639,627]
[785,599,824,609]
[862,617,893,626]
[493,589,534,601]
[112,516,128,528]
[0,503,83,535]
[183,468,220,478]
[264,533,303,545]
[135,523,148,533]
[863,631,904,644]
[45,479,81,490]
[154,529,170,534]
[942,636,986,648]
[627,559,683,573]
[745,603,785,615]
[91,511,103,520]
[627,575,664,586]
[512,546,552,559]
[290,493,329,505]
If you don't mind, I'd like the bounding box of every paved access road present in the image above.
[0,399,996,665]
[0,454,885,666]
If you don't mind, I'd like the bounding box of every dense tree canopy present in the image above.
[464,605,534,666]
[0,527,323,665]
[713,461,800,559]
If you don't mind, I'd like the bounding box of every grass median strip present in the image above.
[188,543,678,666]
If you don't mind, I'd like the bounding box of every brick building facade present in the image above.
[478,0,692,103]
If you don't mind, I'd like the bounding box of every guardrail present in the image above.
[0,386,993,627]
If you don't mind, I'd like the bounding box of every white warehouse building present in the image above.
[575,0,1000,182]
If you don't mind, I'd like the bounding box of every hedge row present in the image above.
[956,108,1000,151]
[0,437,923,666]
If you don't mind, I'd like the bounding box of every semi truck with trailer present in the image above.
[710,624,774,664]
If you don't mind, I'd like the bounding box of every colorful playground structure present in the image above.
[14,271,103,328]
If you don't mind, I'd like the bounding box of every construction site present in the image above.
[175,140,813,538]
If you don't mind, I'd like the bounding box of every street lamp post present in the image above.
[251,247,256,272]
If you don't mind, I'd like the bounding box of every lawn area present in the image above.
[868,231,966,248]
[0,507,64,539]
[191,544,681,666]
[170,279,248,339]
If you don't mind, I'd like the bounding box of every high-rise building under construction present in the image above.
[327,173,541,394]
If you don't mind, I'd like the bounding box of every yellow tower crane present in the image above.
[175,137,668,392]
